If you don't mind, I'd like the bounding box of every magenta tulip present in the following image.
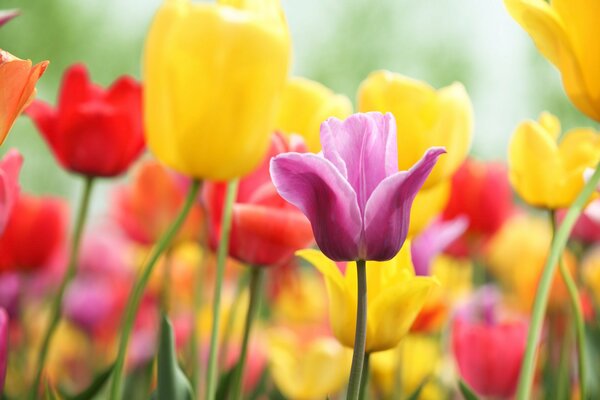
[0,149,23,234]
[270,112,445,261]
[0,308,7,395]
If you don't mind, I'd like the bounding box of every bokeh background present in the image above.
[0,0,593,204]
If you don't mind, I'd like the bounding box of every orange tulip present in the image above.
[0,49,48,144]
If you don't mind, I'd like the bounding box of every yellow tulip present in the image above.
[371,334,444,400]
[144,0,291,180]
[409,180,451,236]
[267,328,351,400]
[275,77,353,152]
[504,0,600,122]
[358,70,473,189]
[297,244,438,353]
[485,214,576,312]
[508,112,600,209]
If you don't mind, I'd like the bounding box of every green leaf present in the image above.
[156,314,193,400]
[405,376,430,400]
[215,365,236,400]
[459,380,479,400]
[58,363,114,400]
[45,382,62,400]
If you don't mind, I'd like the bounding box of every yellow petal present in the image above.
[275,77,352,152]
[408,180,451,237]
[358,70,473,188]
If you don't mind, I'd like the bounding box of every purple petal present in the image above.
[320,113,398,212]
[411,216,469,276]
[363,147,446,261]
[270,153,362,261]
[0,9,18,28]
[0,308,7,395]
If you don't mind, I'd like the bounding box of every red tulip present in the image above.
[113,160,203,245]
[204,133,314,267]
[26,64,144,177]
[442,158,514,257]
[0,149,23,234]
[452,288,527,399]
[0,193,68,273]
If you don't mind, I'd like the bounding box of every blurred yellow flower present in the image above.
[358,70,473,189]
[504,0,600,122]
[144,0,291,180]
[582,247,600,306]
[275,77,352,152]
[297,245,438,353]
[271,269,328,326]
[371,334,444,399]
[486,214,575,312]
[508,112,600,209]
[268,328,351,400]
[409,180,451,236]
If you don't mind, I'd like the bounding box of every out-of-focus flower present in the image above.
[271,112,444,261]
[371,334,444,399]
[113,160,203,245]
[357,70,473,189]
[45,321,93,390]
[205,133,313,267]
[0,150,23,234]
[558,200,600,244]
[486,214,575,312]
[144,0,291,181]
[442,158,514,257]
[452,288,528,399]
[271,269,328,326]
[0,49,48,144]
[0,10,18,27]
[408,180,451,237]
[298,245,437,352]
[582,247,600,306]
[268,328,351,400]
[0,193,68,273]
[275,77,352,152]
[26,64,144,177]
[504,0,600,122]
[0,308,7,395]
[224,337,267,394]
[0,274,19,317]
[508,112,600,209]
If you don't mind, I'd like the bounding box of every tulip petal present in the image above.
[320,113,397,212]
[0,149,23,234]
[366,274,437,352]
[0,9,18,27]
[364,147,445,261]
[411,216,469,276]
[0,308,7,395]
[271,153,361,261]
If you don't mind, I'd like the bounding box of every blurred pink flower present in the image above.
[0,149,23,234]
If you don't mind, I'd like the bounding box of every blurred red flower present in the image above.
[113,160,203,245]
[26,63,144,177]
[442,158,515,257]
[0,193,68,273]
[204,133,314,267]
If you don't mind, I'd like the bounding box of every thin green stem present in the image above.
[108,179,201,400]
[550,210,587,400]
[29,176,94,400]
[231,267,265,400]
[347,259,368,400]
[358,352,370,400]
[219,270,250,370]
[205,179,239,400]
[516,163,600,400]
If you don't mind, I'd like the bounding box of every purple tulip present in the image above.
[0,308,8,396]
[270,112,445,261]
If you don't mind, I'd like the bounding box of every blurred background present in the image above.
[0,0,593,202]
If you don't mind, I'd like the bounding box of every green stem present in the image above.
[230,267,265,400]
[219,270,250,370]
[358,352,370,400]
[108,179,201,400]
[29,176,94,399]
[550,210,587,400]
[347,259,368,400]
[516,163,600,400]
[205,179,239,400]
[190,196,209,396]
